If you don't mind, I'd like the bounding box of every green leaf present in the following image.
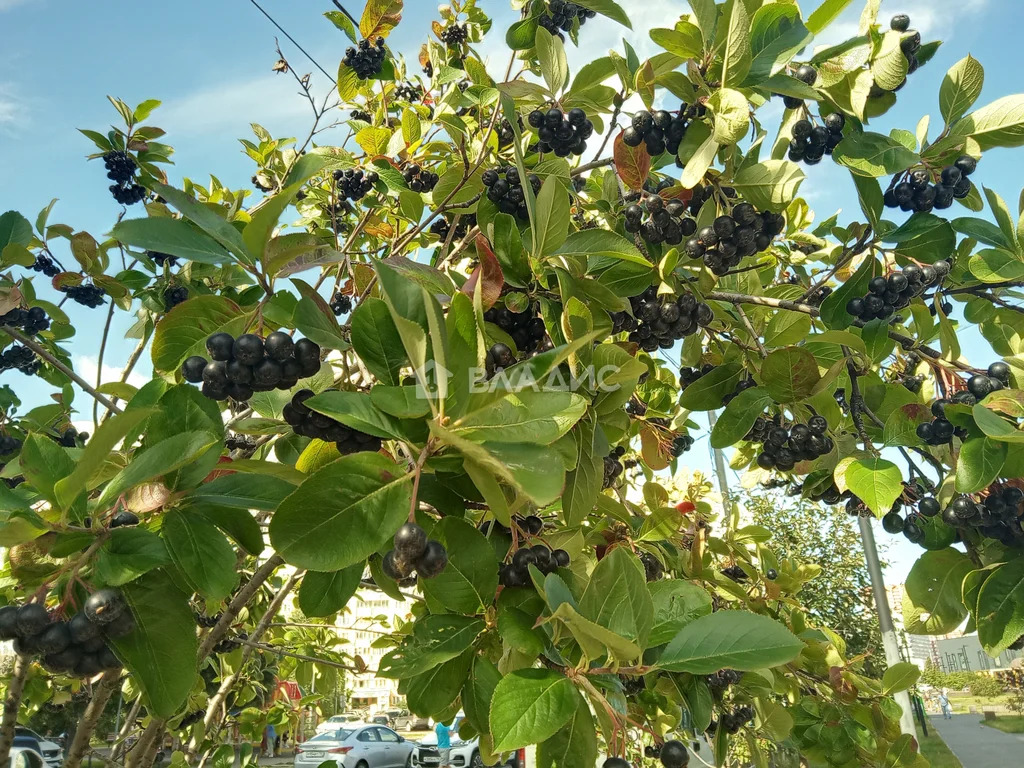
[940,54,984,125]
[746,5,813,84]
[93,529,171,587]
[305,390,411,440]
[98,431,219,505]
[711,388,774,448]
[708,87,750,145]
[955,437,1007,493]
[380,615,485,678]
[151,295,248,374]
[110,218,230,265]
[269,452,413,571]
[657,611,804,673]
[832,132,919,177]
[359,0,402,40]
[578,547,653,647]
[293,297,348,351]
[721,0,751,87]
[902,548,973,635]
[732,160,804,212]
[760,347,820,403]
[298,564,367,618]
[840,457,903,517]
[648,579,714,646]
[421,517,499,615]
[973,402,1024,443]
[162,509,239,600]
[150,182,252,265]
[953,219,1013,250]
[196,506,264,555]
[533,173,571,257]
[110,571,199,719]
[881,662,921,694]
[976,559,1024,655]
[819,255,879,329]
[404,651,472,718]
[537,688,598,768]
[650,26,702,60]
[680,134,720,190]
[351,297,406,386]
[679,363,743,411]
[489,669,579,751]
[0,211,33,251]
[950,95,1024,150]
[871,31,909,92]
[462,656,502,734]
[188,472,295,512]
[570,0,631,28]
[536,27,568,94]
[562,414,603,527]
[805,0,854,34]
[454,390,588,444]
[882,403,931,447]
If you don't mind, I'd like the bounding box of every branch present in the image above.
[571,156,614,177]
[65,673,122,768]
[734,305,767,358]
[197,554,284,659]
[0,655,31,766]
[4,327,123,414]
[798,227,873,304]
[844,348,875,452]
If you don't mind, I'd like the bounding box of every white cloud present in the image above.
[0,84,24,130]
[0,0,33,11]
[75,354,148,390]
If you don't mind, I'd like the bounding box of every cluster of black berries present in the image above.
[163,286,189,312]
[603,446,627,488]
[871,15,923,97]
[0,345,39,375]
[683,205,785,276]
[807,482,850,506]
[485,342,517,378]
[429,213,476,242]
[149,251,178,268]
[722,564,748,583]
[350,109,371,123]
[708,706,754,735]
[965,362,1013,397]
[1,307,49,335]
[499,544,570,587]
[225,434,258,452]
[178,711,206,729]
[212,633,246,655]
[496,118,517,148]
[193,612,222,629]
[283,389,383,455]
[527,107,594,157]
[622,106,697,157]
[538,0,596,39]
[679,183,734,217]
[916,399,970,446]
[940,488,1024,547]
[54,425,87,448]
[614,288,713,352]
[679,364,716,392]
[707,669,743,692]
[343,37,387,79]
[882,494,939,544]
[779,64,819,110]
[333,168,379,202]
[623,194,696,246]
[0,435,21,455]
[900,373,924,393]
[62,283,106,308]
[31,255,60,277]
[329,292,353,316]
[103,151,146,205]
[884,157,977,213]
[393,82,422,102]
[483,301,548,353]
[440,23,467,46]
[788,113,845,165]
[754,416,833,472]
[640,552,664,582]
[845,261,950,323]
[672,434,694,457]
[0,590,132,676]
[482,166,540,221]
[382,523,448,581]
[181,332,321,403]
[722,376,757,405]
[402,164,438,193]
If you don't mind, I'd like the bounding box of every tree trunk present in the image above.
[65,673,121,768]
[110,697,143,763]
[0,655,31,767]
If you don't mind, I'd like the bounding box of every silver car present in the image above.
[295,726,415,768]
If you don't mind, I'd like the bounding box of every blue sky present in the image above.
[0,0,1019,584]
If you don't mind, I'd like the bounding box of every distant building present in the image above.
[333,590,412,712]
[932,634,1022,673]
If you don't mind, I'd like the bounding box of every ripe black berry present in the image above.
[394,523,428,560]
[84,589,126,626]
[415,540,449,579]
[343,37,387,80]
[16,603,50,637]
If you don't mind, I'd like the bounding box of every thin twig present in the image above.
[248,0,336,84]
[735,305,767,358]
[798,227,873,304]
[65,673,122,768]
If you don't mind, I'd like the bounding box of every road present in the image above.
[929,714,1024,767]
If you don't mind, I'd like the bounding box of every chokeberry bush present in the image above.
[3,1,1024,768]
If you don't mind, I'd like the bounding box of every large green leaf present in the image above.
[760,347,820,403]
[571,0,631,28]
[832,132,919,177]
[187,473,295,511]
[379,615,485,678]
[732,160,804,212]
[269,453,413,571]
[657,611,803,673]
[648,580,714,646]
[940,55,984,125]
[462,656,502,734]
[533,173,571,258]
[150,182,252,265]
[955,437,1007,493]
[297,564,366,618]
[351,297,406,386]
[902,549,973,635]
[151,295,249,374]
[805,0,854,34]
[110,571,199,719]
[98,431,219,505]
[403,651,472,717]
[536,688,598,768]
[710,388,774,448]
[745,4,812,84]
[196,506,264,555]
[950,94,1024,150]
[453,390,588,445]
[490,669,579,751]
[839,457,903,518]
[976,559,1024,655]
[881,662,921,695]
[421,517,499,615]
[305,390,412,440]
[111,218,233,265]
[578,547,653,647]
[92,528,171,587]
[162,509,239,600]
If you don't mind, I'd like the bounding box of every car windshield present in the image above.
[307,729,353,743]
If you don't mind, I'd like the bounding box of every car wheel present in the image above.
[405,752,413,768]
[356,761,369,768]
[471,751,484,768]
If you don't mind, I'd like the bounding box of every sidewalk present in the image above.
[929,714,1024,768]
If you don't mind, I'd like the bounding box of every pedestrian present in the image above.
[434,719,453,768]
[265,723,277,757]
[939,688,953,720]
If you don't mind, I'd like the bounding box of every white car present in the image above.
[14,729,62,768]
[295,725,414,768]
[411,718,488,768]
[9,746,46,768]
[317,714,366,734]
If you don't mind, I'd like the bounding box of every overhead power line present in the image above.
[247,0,337,85]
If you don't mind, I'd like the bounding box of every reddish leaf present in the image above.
[461,235,504,309]
[659,185,693,203]
[614,132,652,191]
[419,43,430,69]
[360,0,403,40]
[52,271,84,291]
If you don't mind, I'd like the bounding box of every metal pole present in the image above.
[706,412,735,523]
[858,516,917,737]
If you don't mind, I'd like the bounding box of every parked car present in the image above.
[295,725,414,768]
[393,712,430,731]
[316,714,366,734]
[14,729,62,768]
[10,745,46,768]
[369,715,393,727]
[411,717,511,768]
